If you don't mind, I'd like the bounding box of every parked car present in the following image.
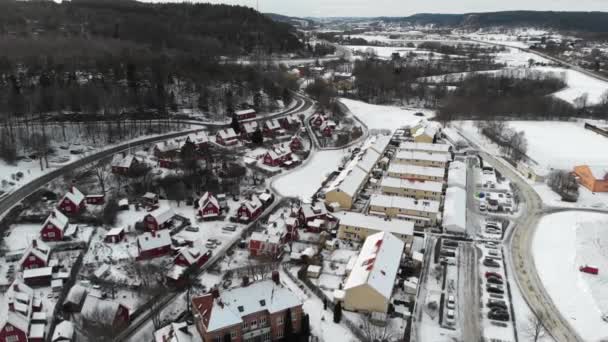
[485,272,503,279]
[489,293,504,300]
[486,276,503,285]
[486,284,504,294]
[222,225,237,232]
[479,202,487,211]
[445,309,455,325]
[487,301,508,311]
[443,240,459,247]
[488,311,510,322]
[185,226,199,232]
[484,258,500,268]
[446,295,456,310]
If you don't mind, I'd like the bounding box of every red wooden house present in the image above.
[197,192,221,220]
[289,136,303,151]
[237,195,263,223]
[216,128,239,146]
[311,113,326,127]
[299,203,329,226]
[142,192,159,206]
[153,141,180,159]
[279,114,300,130]
[81,291,130,329]
[40,209,69,242]
[240,121,259,140]
[137,230,172,260]
[19,239,51,270]
[249,217,299,258]
[235,109,256,121]
[104,227,125,243]
[0,281,44,342]
[186,132,210,149]
[285,216,300,242]
[320,120,337,137]
[23,267,53,287]
[58,187,86,216]
[263,147,292,167]
[263,119,282,137]
[174,246,212,268]
[144,207,175,231]
[111,154,140,175]
[85,194,105,205]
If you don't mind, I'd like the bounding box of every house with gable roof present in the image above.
[40,209,69,241]
[0,280,44,342]
[144,207,175,231]
[197,192,221,220]
[19,239,51,270]
[216,128,239,146]
[237,195,263,223]
[58,186,86,216]
[191,275,303,342]
[343,232,405,313]
[136,230,172,260]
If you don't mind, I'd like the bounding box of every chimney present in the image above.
[13,283,18,291]
[8,301,14,312]
[151,230,156,238]
[271,271,280,285]
[51,211,55,218]
[242,276,250,287]
[32,239,37,248]
[211,288,220,299]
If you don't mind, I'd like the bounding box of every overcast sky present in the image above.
[139,0,608,17]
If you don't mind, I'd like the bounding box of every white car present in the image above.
[479,202,487,211]
[445,309,456,325]
[447,295,456,310]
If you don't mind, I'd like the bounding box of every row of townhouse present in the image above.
[379,176,444,201]
[369,193,441,228]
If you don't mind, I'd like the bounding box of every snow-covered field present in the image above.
[272,149,348,201]
[534,66,608,105]
[534,183,608,210]
[340,98,432,133]
[533,212,608,341]
[494,47,551,67]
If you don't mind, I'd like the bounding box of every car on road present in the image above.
[484,258,501,268]
[479,202,487,211]
[443,240,459,247]
[486,284,504,294]
[488,311,510,322]
[489,293,504,300]
[445,309,455,326]
[486,276,503,285]
[487,301,508,311]
[485,272,502,279]
[446,295,456,310]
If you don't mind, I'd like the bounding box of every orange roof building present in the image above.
[573,165,608,193]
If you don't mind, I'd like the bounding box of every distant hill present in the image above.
[265,13,314,28]
[383,11,608,33]
[0,0,303,57]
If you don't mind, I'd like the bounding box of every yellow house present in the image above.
[324,167,368,209]
[393,150,451,168]
[343,231,405,313]
[368,194,440,227]
[412,124,438,143]
[380,176,443,201]
[336,211,415,242]
[387,163,446,182]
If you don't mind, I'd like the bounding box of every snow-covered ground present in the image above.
[534,66,608,106]
[493,47,551,67]
[340,98,432,133]
[534,183,608,210]
[533,211,608,341]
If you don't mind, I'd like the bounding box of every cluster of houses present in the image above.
[218,114,302,147]
[310,113,337,137]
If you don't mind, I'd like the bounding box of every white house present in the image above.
[443,187,467,235]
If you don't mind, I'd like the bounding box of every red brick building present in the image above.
[144,207,175,231]
[58,187,86,216]
[192,276,303,342]
[19,239,51,270]
[197,192,221,220]
[40,209,69,242]
[137,230,172,260]
[0,281,44,342]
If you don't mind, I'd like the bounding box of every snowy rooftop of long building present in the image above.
[336,211,414,236]
[370,194,440,213]
[399,142,451,153]
[395,150,451,163]
[344,232,405,301]
[381,176,443,193]
[443,187,467,234]
[447,161,467,189]
[387,163,445,178]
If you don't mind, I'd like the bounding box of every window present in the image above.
[260,316,267,326]
[64,206,71,212]
[29,256,36,261]
[7,336,20,342]
[250,319,257,329]
[277,327,284,338]
[263,332,272,341]
[277,316,284,325]
[292,310,298,321]
[48,232,55,238]
[5,325,13,332]
[243,321,249,331]
[213,336,222,342]
[231,330,238,338]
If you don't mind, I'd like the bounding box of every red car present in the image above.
[485,271,503,279]
[579,265,599,275]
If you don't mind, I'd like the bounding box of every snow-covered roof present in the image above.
[63,187,85,205]
[380,176,443,193]
[143,192,158,200]
[23,267,53,279]
[111,154,138,168]
[242,121,259,134]
[399,142,450,154]
[192,280,302,333]
[357,149,381,173]
[387,163,445,179]
[19,239,51,267]
[1,281,36,334]
[394,150,451,163]
[217,128,238,140]
[326,166,368,198]
[154,322,194,342]
[443,187,467,234]
[344,232,405,302]
[447,161,467,189]
[29,323,45,339]
[138,230,172,252]
[147,207,175,225]
[242,195,263,214]
[155,140,180,153]
[199,192,220,211]
[370,194,440,214]
[413,122,439,138]
[370,135,392,154]
[300,203,327,219]
[320,120,336,130]
[105,227,125,237]
[235,109,256,116]
[265,119,281,130]
[167,265,187,281]
[250,231,281,245]
[52,321,74,342]
[186,132,209,145]
[81,291,128,325]
[336,211,414,236]
[64,284,87,306]
[177,246,208,265]
[42,209,69,232]
[267,146,291,160]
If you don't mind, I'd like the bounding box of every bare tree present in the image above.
[360,315,394,342]
[94,161,112,194]
[523,313,547,342]
[82,307,122,342]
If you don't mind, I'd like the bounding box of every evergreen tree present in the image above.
[282,87,292,105]
[251,128,264,145]
[300,314,310,342]
[230,115,241,134]
[333,302,342,323]
[323,298,327,310]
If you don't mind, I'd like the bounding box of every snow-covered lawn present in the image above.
[493,47,551,67]
[272,149,349,202]
[534,183,608,210]
[533,212,608,341]
[340,98,433,133]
